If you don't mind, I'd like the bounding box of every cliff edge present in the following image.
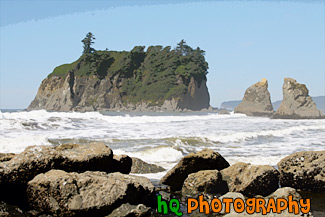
[28,45,210,112]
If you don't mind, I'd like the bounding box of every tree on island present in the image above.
[176,39,192,56]
[82,32,96,54]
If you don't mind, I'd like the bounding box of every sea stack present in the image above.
[273,78,323,119]
[234,78,274,117]
[27,44,210,112]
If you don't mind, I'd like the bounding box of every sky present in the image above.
[0,0,324,109]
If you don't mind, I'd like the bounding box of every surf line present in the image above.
[157,194,310,216]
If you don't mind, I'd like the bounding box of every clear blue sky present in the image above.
[0,0,324,109]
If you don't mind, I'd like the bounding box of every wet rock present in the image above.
[220,162,279,197]
[234,78,274,117]
[273,78,323,119]
[27,170,155,216]
[182,170,228,196]
[131,157,165,174]
[277,151,325,193]
[0,153,16,162]
[160,149,229,191]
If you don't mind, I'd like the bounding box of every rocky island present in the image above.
[234,78,274,117]
[28,38,210,112]
[273,78,324,119]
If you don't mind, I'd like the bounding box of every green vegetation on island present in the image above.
[49,33,208,105]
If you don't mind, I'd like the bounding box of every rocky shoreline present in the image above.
[0,143,324,216]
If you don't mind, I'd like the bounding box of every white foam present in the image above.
[0,110,324,169]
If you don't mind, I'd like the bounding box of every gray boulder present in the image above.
[234,78,274,117]
[273,78,323,119]
[220,162,279,197]
[160,149,229,191]
[182,170,228,196]
[27,170,155,216]
[131,157,165,174]
[277,151,325,192]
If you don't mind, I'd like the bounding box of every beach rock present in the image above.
[0,201,26,217]
[219,192,245,215]
[218,109,230,115]
[0,153,16,162]
[277,151,325,192]
[220,162,279,197]
[27,170,155,216]
[107,203,152,217]
[182,170,228,196]
[273,78,323,119]
[234,78,274,117]
[267,187,302,200]
[160,149,230,191]
[57,142,113,173]
[131,157,165,174]
[110,155,132,174]
[0,146,64,186]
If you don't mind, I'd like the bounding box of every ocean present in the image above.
[1,109,325,181]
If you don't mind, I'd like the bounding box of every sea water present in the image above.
[1,109,324,180]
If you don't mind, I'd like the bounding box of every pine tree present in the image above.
[82,32,96,54]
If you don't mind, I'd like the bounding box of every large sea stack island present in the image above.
[28,38,210,112]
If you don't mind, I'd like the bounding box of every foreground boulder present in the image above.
[234,78,274,117]
[131,157,165,174]
[160,149,229,191]
[182,170,228,196]
[0,146,64,186]
[57,143,113,173]
[220,162,279,197]
[27,170,155,216]
[277,151,325,193]
[0,143,116,206]
[0,153,16,162]
[0,143,113,186]
[273,78,323,119]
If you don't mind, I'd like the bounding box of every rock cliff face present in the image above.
[273,78,323,119]
[28,46,210,112]
[234,78,274,116]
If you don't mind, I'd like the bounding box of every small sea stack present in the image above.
[273,78,323,119]
[234,78,274,117]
